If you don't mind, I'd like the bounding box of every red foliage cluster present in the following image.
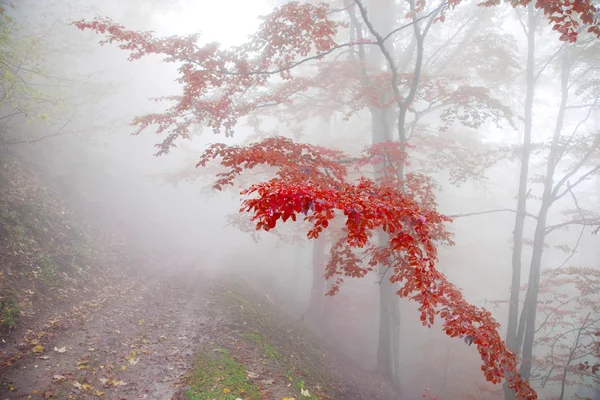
[197,136,536,399]
[74,2,342,154]
[473,0,599,42]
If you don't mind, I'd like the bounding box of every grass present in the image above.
[216,281,335,400]
[186,349,261,400]
[242,332,283,359]
[0,295,20,330]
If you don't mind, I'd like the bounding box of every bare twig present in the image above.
[448,208,538,219]
[0,111,76,145]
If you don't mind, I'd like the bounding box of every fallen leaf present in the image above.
[301,388,310,397]
[247,371,259,379]
[99,378,108,384]
[106,378,127,387]
[73,381,83,390]
[223,388,231,394]
[121,365,127,371]
[54,346,66,353]
[94,390,105,397]
[137,319,144,326]
[53,375,67,382]
[32,345,44,353]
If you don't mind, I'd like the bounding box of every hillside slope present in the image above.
[0,151,142,371]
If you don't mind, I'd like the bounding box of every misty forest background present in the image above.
[0,0,599,399]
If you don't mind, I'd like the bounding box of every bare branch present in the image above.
[552,133,600,199]
[545,217,600,233]
[554,163,600,201]
[379,2,447,44]
[0,111,76,145]
[448,208,538,220]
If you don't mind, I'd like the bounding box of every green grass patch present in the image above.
[186,348,261,400]
[242,332,282,359]
[0,295,20,330]
[216,282,334,399]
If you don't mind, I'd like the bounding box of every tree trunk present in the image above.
[376,233,401,383]
[519,49,570,382]
[364,0,402,390]
[305,235,326,326]
[504,5,536,399]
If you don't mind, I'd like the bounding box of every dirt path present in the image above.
[1,272,398,400]
[0,273,221,400]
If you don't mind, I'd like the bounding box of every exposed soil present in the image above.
[0,268,397,400]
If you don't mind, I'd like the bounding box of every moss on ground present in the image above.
[186,348,261,400]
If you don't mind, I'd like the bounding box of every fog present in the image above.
[1,0,599,399]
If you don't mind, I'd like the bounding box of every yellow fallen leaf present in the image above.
[223,388,231,394]
[121,365,126,371]
[32,390,39,395]
[137,319,144,326]
[32,345,44,353]
[94,390,105,396]
[82,383,93,391]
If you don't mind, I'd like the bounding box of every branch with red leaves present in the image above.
[197,137,536,399]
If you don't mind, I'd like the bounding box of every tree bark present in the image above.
[504,5,536,399]
[519,49,570,382]
[362,0,402,389]
[306,235,327,326]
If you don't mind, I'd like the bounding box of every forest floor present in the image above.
[0,267,397,400]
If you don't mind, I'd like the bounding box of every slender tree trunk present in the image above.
[504,5,536,399]
[519,50,570,381]
[292,243,303,301]
[306,235,326,326]
[372,107,401,385]
[364,0,402,389]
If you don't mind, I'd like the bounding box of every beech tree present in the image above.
[76,1,600,398]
